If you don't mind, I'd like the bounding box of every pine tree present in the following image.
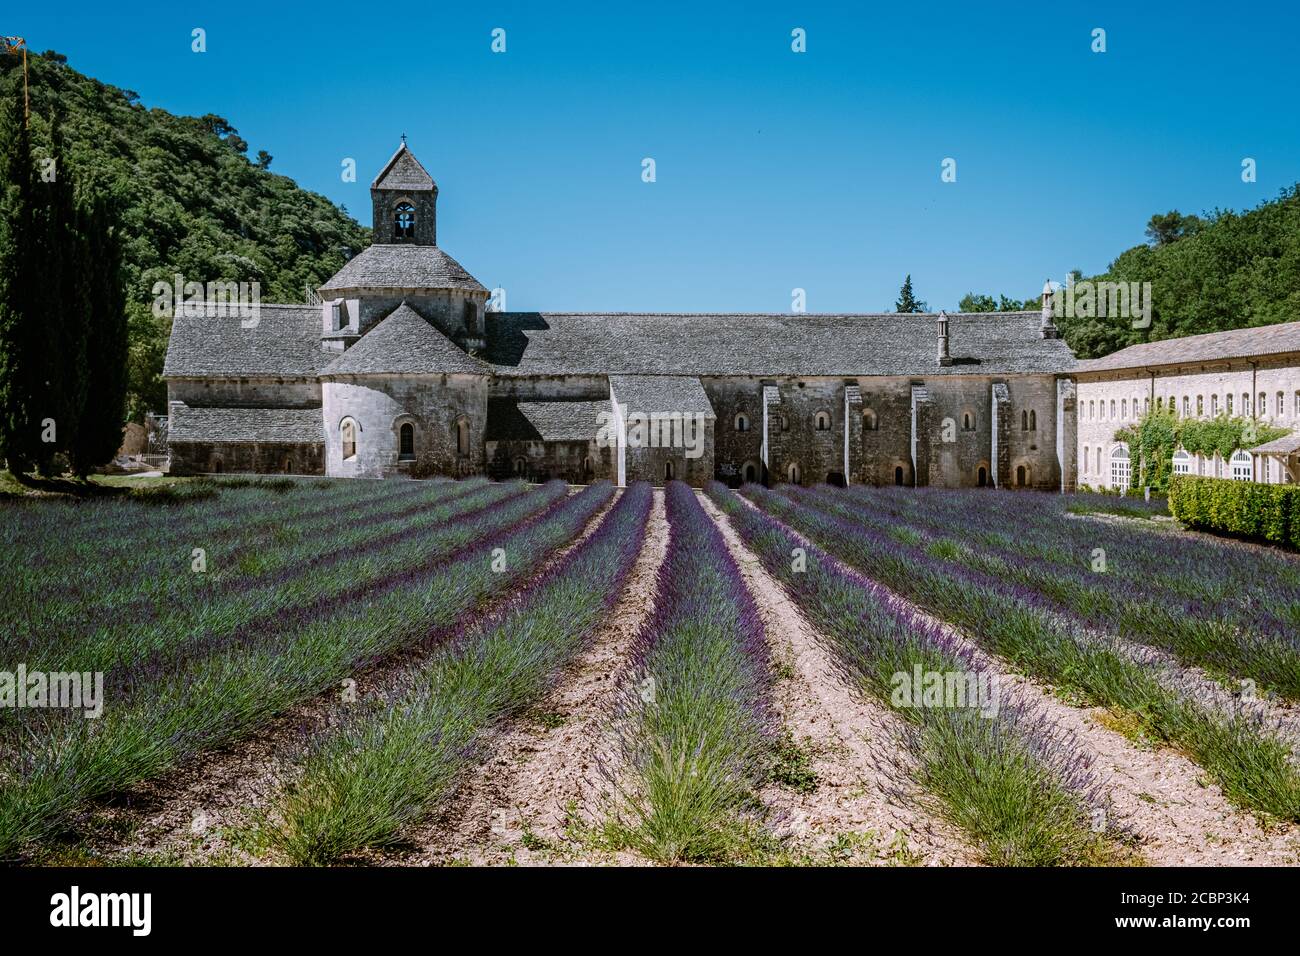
[71,194,128,475]
[0,68,46,475]
[895,274,928,313]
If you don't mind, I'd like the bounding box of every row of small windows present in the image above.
[1087,391,1300,422]
[733,411,835,432]
[731,408,1027,433]
[339,417,471,462]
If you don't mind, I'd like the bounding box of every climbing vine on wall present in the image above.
[1114,409,1288,492]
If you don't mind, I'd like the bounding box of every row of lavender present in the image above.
[806,485,1300,699]
[739,484,1300,822]
[7,479,544,681]
[0,480,617,861]
[705,483,1120,865]
[602,481,775,863]
[265,483,654,865]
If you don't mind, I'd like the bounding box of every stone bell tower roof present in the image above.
[371,141,437,192]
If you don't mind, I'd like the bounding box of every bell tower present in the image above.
[370,138,438,245]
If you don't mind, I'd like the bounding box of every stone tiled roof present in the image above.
[319,244,486,294]
[372,144,436,191]
[322,304,488,376]
[168,403,323,444]
[609,375,716,417]
[163,305,331,378]
[1076,321,1300,374]
[485,398,609,442]
[483,311,1075,377]
[1249,433,1300,455]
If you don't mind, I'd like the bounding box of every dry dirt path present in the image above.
[698,492,976,866]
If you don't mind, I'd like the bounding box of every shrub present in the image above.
[1169,476,1299,547]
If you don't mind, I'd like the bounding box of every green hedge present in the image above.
[1168,476,1300,548]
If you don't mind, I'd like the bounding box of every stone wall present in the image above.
[170,441,324,475]
[322,373,488,478]
[485,439,612,483]
[168,378,321,407]
[353,292,488,342]
[624,420,715,486]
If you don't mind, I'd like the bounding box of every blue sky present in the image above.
[12,1,1300,311]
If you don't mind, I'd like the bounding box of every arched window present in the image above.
[1210,395,1219,416]
[1172,449,1191,475]
[962,411,975,431]
[514,456,527,476]
[664,460,675,481]
[1258,392,1266,417]
[787,462,801,484]
[814,411,831,431]
[341,418,358,460]
[1243,393,1251,415]
[394,202,416,240]
[456,418,470,456]
[1182,396,1190,417]
[779,414,789,432]
[1088,400,1095,420]
[582,456,593,479]
[1121,399,1127,419]
[863,409,879,431]
[399,422,415,461]
[1230,450,1252,481]
[1029,409,1037,431]
[1095,447,1101,474]
[734,412,750,432]
[1226,393,1234,415]
[1021,410,1029,431]
[1016,464,1028,487]
[1110,445,1130,489]
[1196,395,1204,417]
[1278,392,1285,417]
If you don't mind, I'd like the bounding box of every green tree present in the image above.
[1144,210,1202,247]
[895,274,927,313]
[0,67,45,473]
[72,194,128,474]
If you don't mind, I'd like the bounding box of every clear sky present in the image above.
[11,1,1300,312]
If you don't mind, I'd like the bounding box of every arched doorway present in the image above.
[825,471,846,488]
[283,457,293,474]
[894,465,904,486]
[977,466,987,487]
[1016,464,1028,487]
[742,462,757,484]
[787,462,802,484]
[212,459,223,474]
[664,460,675,481]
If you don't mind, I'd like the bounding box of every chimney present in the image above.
[1040,279,1059,339]
[937,310,952,366]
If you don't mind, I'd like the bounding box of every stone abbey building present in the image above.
[164,144,1081,490]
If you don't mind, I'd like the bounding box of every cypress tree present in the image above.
[0,67,46,475]
[71,194,128,475]
[40,114,90,476]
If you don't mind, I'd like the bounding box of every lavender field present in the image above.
[3,477,1298,866]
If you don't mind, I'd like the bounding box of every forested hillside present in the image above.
[961,187,1300,359]
[1,49,369,419]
